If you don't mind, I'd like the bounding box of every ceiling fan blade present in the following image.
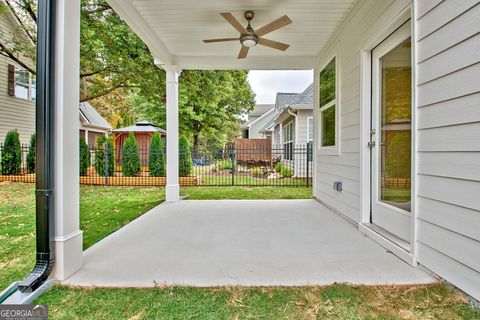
[258,38,290,51]
[220,12,247,34]
[254,15,292,37]
[238,46,249,59]
[203,38,239,43]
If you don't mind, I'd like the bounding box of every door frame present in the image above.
[359,4,418,266]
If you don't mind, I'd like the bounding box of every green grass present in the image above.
[35,283,479,319]
[182,186,312,200]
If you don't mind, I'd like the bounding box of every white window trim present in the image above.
[283,120,295,160]
[307,116,314,142]
[14,66,36,101]
[317,56,340,155]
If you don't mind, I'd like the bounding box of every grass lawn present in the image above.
[1,182,478,319]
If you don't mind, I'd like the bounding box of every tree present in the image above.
[122,132,140,176]
[94,135,114,176]
[148,133,165,177]
[1,130,21,175]
[79,138,90,176]
[26,133,35,173]
[179,136,192,177]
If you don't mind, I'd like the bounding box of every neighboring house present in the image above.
[240,104,275,139]
[261,84,313,177]
[263,84,313,148]
[79,102,112,147]
[0,5,36,144]
[112,120,166,165]
[0,9,111,147]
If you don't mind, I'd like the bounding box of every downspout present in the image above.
[18,0,56,293]
[287,107,298,144]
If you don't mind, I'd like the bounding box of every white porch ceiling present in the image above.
[107,0,357,69]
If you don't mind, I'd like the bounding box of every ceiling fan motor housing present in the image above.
[241,11,258,47]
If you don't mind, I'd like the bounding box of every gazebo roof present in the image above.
[111,121,166,134]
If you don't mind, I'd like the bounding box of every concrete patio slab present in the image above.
[64,200,435,287]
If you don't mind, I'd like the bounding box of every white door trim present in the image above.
[359,5,417,266]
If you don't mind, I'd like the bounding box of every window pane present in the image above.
[321,106,335,146]
[379,37,412,211]
[320,58,335,107]
[31,76,36,101]
[15,68,30,100]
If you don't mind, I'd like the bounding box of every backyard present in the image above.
[1,182,478,319]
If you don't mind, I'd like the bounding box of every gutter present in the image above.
[0,0,56,302]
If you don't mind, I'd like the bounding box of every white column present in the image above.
[53,0,83,280]
[165,66,182,202]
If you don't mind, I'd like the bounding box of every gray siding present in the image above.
[415,0,480,300]
[0,13,35,145]
[248,109,275,139]
[295,109,313,145]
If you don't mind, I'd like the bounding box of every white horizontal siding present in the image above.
[415,0,480,300]
[314,0,410,222]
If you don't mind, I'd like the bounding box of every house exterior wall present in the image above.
[414,0,480,300]
[0,13,35,145]
[247,109,275,139]
[313,0,480,300]
[295,109,313,145]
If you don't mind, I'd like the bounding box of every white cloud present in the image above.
[248,70,313,104]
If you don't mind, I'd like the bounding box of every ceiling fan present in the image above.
[203,11,292,59]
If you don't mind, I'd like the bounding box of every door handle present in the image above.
[368,141,376,148]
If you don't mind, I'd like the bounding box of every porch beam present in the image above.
[53,0,83,280]
[164,65,182,202]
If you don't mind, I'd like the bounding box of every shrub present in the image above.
[26,134,36,173]
[251,167,262,177]
[148,133,165,177]
[1,130,21,175]
[94,135,114,176]
[275,162,282,172]
[179,136,192,177]
[79,138,90,176]
[122,132,141,176]
[217,158,233,170]
[280,166,294,178]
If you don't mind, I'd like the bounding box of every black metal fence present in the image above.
[1,143,312,187]
[0,143,35,183]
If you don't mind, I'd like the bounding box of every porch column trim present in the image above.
[164,65,182,202]
[53,0,83,280]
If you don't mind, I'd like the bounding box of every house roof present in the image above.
[79,102,112,130]
[275,83,313,110]
[249,104,275,117]
[112,120,166,134]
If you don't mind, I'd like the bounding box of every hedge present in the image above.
[1,130,21,175]
[26,134,36,174]
[94,135,114,176]
[79,138,90,176]
[148,133,165,177]
[179,136,192,177]
[122,132,141,176]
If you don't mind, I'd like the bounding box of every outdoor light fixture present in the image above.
[240,35,258,48]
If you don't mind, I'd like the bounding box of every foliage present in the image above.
[250,167,262,177]
[179,136,192,177]
[217,158,233,171]
[79,138,91,176]
[26,133,35,173]
[275,162,282,173]
[1,130,21,175]
[281,166,294,178]
[320,58,335,107]
[94,135,114,176]
[148,133,165,177]
[122,132,141,176]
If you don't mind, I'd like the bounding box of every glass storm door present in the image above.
[370,22,412,243]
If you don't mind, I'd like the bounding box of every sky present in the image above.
[248,70,313,104]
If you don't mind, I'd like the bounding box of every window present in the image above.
[14,67,36,101]
[307,117,314,161]
[283,121,295,160]
[319,58,336,149]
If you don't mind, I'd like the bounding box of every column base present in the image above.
[166,184,180,202]
[53,230,83,281]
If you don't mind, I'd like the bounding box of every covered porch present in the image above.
[64,200,433,287]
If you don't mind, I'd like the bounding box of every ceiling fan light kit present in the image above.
[203,10,292,59]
